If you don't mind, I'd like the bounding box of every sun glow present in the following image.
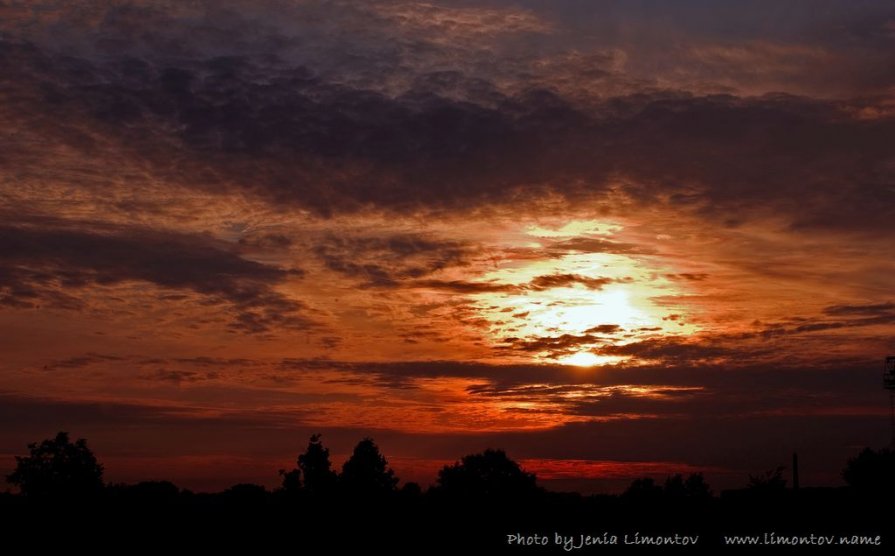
[535,289,647,333]
[558,351,607,367]
[465,219,702,365]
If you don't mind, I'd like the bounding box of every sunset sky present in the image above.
[2,0,895,493]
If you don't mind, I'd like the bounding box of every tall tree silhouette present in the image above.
[6,432,104,497]
[298,434,337,495]
[437,449,537,498]
[340,437,398,496]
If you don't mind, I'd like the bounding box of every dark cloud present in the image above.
[276,357,884,421]
[790,314,895,333]
[528,273,614,291]
[598,337,734,362]
[2,9,893,232]
[143,369,221,383]
[0,392,263,430]
[171,356,256,367]
[823,301,895,316]
[313,233,473,287]
[411,279,518,294]
[464,382,708,419]
[501,333,607,357]
[665,273,709,282]
[279,358,573,389]
[44,353,124,370]
[278,357,661,390]
[749,306,895,338]
[316,244,622,291]
[0,223,309,333]
[238,233,293,250]
[585,324,623,334]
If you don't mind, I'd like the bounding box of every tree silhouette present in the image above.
[278,467,301,493]
[297,434,337,495]
[664,473,713,499]
[622,477,663,501]
[340,437,398,496]
[685,473,712,498]
[6,432,104,497]
[437,449,537,498]
[843,447,895,492]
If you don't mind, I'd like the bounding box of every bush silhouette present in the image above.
[436,449,537,498]
[6,431,104,497]
[340,437,398,496]
[843,447,895,492]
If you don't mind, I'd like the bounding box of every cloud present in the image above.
[665,273,710,282]
[749,305,895,338]
[238,233,293,250]
[143,369,221,383]
[312,233,473,287]
[823,301,895,316]
[279,358,571,389]
[0,222,309,333]
[527,273,614,291]
[411,279,518,294]
[44,353,125,370]
[274,357,884,423]
[2,2,892,233]
[501,333,601,356]
[585,324,623,334]
[372,2,553,40]
[0,392,259,430]
[597,337,734,363]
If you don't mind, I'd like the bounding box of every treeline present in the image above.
[4,431,895,501]
[2,432,543,500]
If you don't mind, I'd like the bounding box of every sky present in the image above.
[1,0,894,493]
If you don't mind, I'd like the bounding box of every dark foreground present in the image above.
[1,488,889,553]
